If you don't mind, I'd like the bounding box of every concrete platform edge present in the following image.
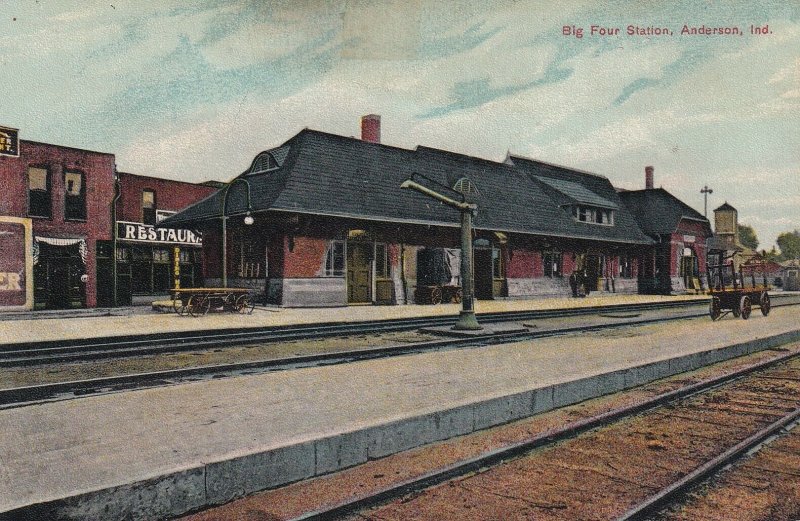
[4,328,799,521]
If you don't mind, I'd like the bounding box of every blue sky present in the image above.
[2,0,798,249]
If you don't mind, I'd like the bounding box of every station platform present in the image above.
[1,304,798,520]
[0,293,710,345]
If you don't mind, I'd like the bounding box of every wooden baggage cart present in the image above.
[706,250,771,321]
[171,288,255,317]
[414,284,462,305]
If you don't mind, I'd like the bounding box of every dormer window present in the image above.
[248,152,279,175]
[571,205,614,226]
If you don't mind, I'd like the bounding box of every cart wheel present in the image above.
[760,291,770,316]
[709,297,721,321]
[452,289,463,304]
[732,303,741,318]
[430,287,443,305]
[739,295,751,320]
[173,298,187,316]
[235,294,255,314]
[188,295,210,317]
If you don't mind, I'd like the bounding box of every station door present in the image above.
[347,242,372,303]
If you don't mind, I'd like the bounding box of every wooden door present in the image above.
[347,242,372,303]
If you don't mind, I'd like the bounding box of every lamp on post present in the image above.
[221,178,254,288]
[400,174,482,330]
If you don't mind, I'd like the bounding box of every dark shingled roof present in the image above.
[618,188,712,237]
[162,129,653,245]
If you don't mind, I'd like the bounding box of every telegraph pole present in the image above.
[701,185,713,217]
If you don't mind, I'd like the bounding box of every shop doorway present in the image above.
[34,242,85,309]
[347,242,372,303]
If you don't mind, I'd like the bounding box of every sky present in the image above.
[2,0,798,249]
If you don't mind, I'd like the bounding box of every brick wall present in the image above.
[0,140,116,307]
[117,172,217,223]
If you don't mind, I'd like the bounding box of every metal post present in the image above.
[400,177,481,330]
[454,208,481,330]
[701,185,713,217]
[220,178,253,289]
[221,214,228,288]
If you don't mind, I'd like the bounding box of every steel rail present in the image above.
[3,297,798,368]
[1,299,714,360]
[287,350,800,521]
[0,306,717,407]
[616,408,800,520]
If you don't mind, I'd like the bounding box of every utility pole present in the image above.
[701,185,713,217]
[401,176,482,330]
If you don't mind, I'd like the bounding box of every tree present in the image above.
[738,224,759,250]
[777,230,800,260]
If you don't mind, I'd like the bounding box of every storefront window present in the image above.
[153,248,170,263]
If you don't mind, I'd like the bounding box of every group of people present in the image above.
[568,269,592,298]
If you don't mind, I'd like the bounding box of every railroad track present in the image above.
[2,297,798,409]
[284,348,800,521]
[0,299,720,366]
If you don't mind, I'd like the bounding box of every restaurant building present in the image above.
[114,172,218,305]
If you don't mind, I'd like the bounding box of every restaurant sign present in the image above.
[117,221,202,246]
[0,125,19,157]
[0,217,33,310]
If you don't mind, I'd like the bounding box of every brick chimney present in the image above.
[361,114,381,144]
[645,166,654,190]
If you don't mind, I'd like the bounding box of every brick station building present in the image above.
[163,116,710,307]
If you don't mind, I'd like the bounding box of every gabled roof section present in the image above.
[535,177,618,209]
[506,155,651,244]
[618,188,712,237]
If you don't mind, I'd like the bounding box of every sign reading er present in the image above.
[117,221,202,246]
[0,125,20,157]
[0,220,29,308]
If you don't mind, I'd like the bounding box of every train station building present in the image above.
[163,116,712,307]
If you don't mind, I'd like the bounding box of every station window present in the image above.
[492,247,504,279]
[64,171,86,220]
[238,242,264,278]
[543,251,562,278]
[619,255,633,278]
[572,205,614,226]
[142,190,156,225]
[324,240,345,277]
[375,243,389,279]
[27,167,51,218]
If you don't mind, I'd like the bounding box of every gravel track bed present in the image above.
[346,357,800,520]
